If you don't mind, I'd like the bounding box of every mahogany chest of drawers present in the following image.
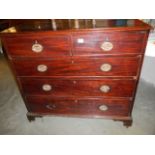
[0,19,151,127]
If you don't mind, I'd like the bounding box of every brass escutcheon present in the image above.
[100,41,113,51]
[100,85,111,93]
[42,84,52,91]
[99,105,108,111]
[37,64,48,72]
[32,40,43,53]
[100,63,112,72]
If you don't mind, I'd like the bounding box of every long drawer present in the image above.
[26,96,131,117]
[2,34,71,58]
[20,78,136,97]
[12,56,141,77]
[73,31,146,55]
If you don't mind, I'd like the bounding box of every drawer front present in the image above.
[20,78,136,97]
[3,34,71,57]
[13,56,141,77]
[73,31,146,55]
[26,96,131,116]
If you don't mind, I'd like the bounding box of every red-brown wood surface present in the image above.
[0,19,151,125]
[26,96,131,116]
[20,78,136,97]
[2,34,71,58]
[73,31,146,55]
[12,56,141,77]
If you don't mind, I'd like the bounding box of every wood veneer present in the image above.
[0,19,151,127]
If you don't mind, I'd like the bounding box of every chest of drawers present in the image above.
[0,19,151,127]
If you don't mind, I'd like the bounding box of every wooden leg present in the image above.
[27,114,43,122]
[123,120,133,128]
[27,115,35,122]
[113,119,133,127]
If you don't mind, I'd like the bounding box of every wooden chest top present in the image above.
[0,19,151,34]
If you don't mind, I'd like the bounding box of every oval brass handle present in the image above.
[46,104,56,110]
[42,84,52,91]
[100,63,112,72]
[100,85,111,93]
[37,64,48,72]
[99,105,108,111]
[32,40,43,53]
[100,41,113,51]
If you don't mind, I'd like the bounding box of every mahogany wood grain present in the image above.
[20,78,136,97]
[12,56,141,77]
[26,96,131,116]
[2,34,71,58]
[73,31,146,55]
[0,19,151,126]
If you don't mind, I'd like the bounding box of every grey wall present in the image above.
[141,29,155,86]
[141,56,155,86]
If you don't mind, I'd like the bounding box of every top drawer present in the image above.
[73,31,146,55]
[2,34,71,58]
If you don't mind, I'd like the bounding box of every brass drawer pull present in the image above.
[37,64,48,72]
[32,40,43,53]
[100,41,113,51]
[46,104,56,110]
[100,85,111,93]
[99,105,108,111]
[100,63,112,72]
[42,84,52,91]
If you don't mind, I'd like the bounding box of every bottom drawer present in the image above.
[26,96,131,117]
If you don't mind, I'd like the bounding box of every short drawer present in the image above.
[26,96,131,117]
[2,34,71,58]
[20,78,136,97]
[12,56,141,77]
[73,31,146,55]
